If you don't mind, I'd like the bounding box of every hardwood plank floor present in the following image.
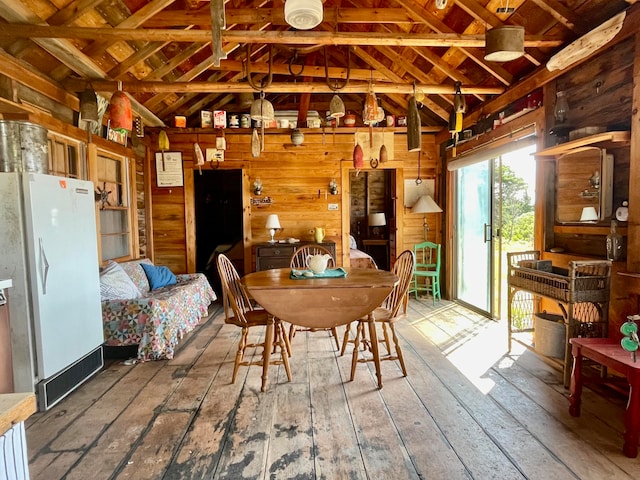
[25,298,640,479]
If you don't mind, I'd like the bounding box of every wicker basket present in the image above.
[507,251,611,304]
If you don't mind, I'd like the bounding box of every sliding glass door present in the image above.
[455,160,494,314]
[454,143,536,318]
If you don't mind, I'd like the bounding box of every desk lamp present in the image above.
[411,195,442,240]
[265,214,281,243]
[368,212,386,238]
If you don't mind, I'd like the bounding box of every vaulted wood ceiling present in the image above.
[0,0,633,129]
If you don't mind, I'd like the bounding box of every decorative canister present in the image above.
[344,113,356,127]
[386,115,395,127]
[228,114,239,128]
[240,114,251,128]
[397,116,407,127]
[0,120,49,173]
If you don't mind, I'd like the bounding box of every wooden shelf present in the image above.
[535,131,630,157]
[554,224,628,235]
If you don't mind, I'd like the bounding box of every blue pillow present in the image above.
[140,263,177,290]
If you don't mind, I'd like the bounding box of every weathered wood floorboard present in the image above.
[24,299,640,479]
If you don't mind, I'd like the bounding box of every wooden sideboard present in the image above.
[255,241,336,271]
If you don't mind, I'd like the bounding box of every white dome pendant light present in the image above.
[285,0,323,30]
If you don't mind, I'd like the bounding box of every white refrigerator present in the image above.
[0,172,104,410]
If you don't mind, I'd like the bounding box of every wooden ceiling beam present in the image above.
[527,0,590,35]
[0,24,563,48]
[349,46,449,121]
[454,0,545,67]
[63,79,504,96]
[145,8,417,27]
[207,58,390,82]
[393,0,513,86]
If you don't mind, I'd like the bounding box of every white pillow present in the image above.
[100,260,142,301]
[349,235,358,250]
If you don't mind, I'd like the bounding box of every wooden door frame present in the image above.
[340,161,403,268]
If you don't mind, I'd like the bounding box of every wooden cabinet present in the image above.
[536,131,630,257]
[255,241,336,271]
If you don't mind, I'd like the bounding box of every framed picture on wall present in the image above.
[155,152,184,187]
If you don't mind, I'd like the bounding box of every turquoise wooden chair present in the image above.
[410,241,441,305]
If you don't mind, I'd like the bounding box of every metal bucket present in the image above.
[0,121,49,174]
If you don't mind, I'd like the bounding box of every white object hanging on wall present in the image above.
[206,148,224,163]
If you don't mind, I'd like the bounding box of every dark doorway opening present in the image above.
[194,169,244,293]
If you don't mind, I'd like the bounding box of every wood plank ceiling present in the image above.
[0,0,633,129]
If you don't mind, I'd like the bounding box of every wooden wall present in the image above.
[539,36,638,338]
[146,128,439,275]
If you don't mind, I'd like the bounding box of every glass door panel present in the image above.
[456,161,492,314]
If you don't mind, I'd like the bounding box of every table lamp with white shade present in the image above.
[368,212,386,238]
[265,214,281,243]
[411,195,442,240]
[580,206,599,223]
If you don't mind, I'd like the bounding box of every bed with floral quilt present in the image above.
[99,258,216,361]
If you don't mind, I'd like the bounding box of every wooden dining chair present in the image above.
[288,244,341,350]
[409,241,441,305]
[350,249,416,389]
[340,257,378,356]
[216,253,291,392]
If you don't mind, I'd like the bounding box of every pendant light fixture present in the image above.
[284,0,323,30]
[407,95,421,152]
[484,25,525,62]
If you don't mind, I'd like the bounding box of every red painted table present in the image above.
[569,337,640,458]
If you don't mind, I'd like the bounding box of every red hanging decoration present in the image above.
[108,91,132,132]
[353,143,364,170]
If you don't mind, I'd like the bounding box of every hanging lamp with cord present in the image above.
[247,44,275,153]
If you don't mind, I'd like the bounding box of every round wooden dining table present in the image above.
[241,267,398,329]
[241,267,399,389]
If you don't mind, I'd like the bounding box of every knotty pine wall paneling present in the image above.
[149,128,438,274]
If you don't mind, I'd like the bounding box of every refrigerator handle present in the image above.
[39,237,50,294]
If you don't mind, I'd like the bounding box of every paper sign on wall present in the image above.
[155,152,184,187]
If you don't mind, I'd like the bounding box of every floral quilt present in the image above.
[101,259,217,360]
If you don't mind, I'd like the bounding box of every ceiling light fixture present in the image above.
[484,26,525,62]
[284,0,323,30]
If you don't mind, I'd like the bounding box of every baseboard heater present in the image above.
[36,346,104,411]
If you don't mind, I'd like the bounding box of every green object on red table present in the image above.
[620,316,640,360]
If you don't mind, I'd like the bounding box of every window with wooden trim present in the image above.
[48,133,85,179]
[96,152,134,261]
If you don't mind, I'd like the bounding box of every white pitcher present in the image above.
[306,254,331,274]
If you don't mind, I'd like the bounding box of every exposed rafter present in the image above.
[63,79,505,95]
[0,24,563,48]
